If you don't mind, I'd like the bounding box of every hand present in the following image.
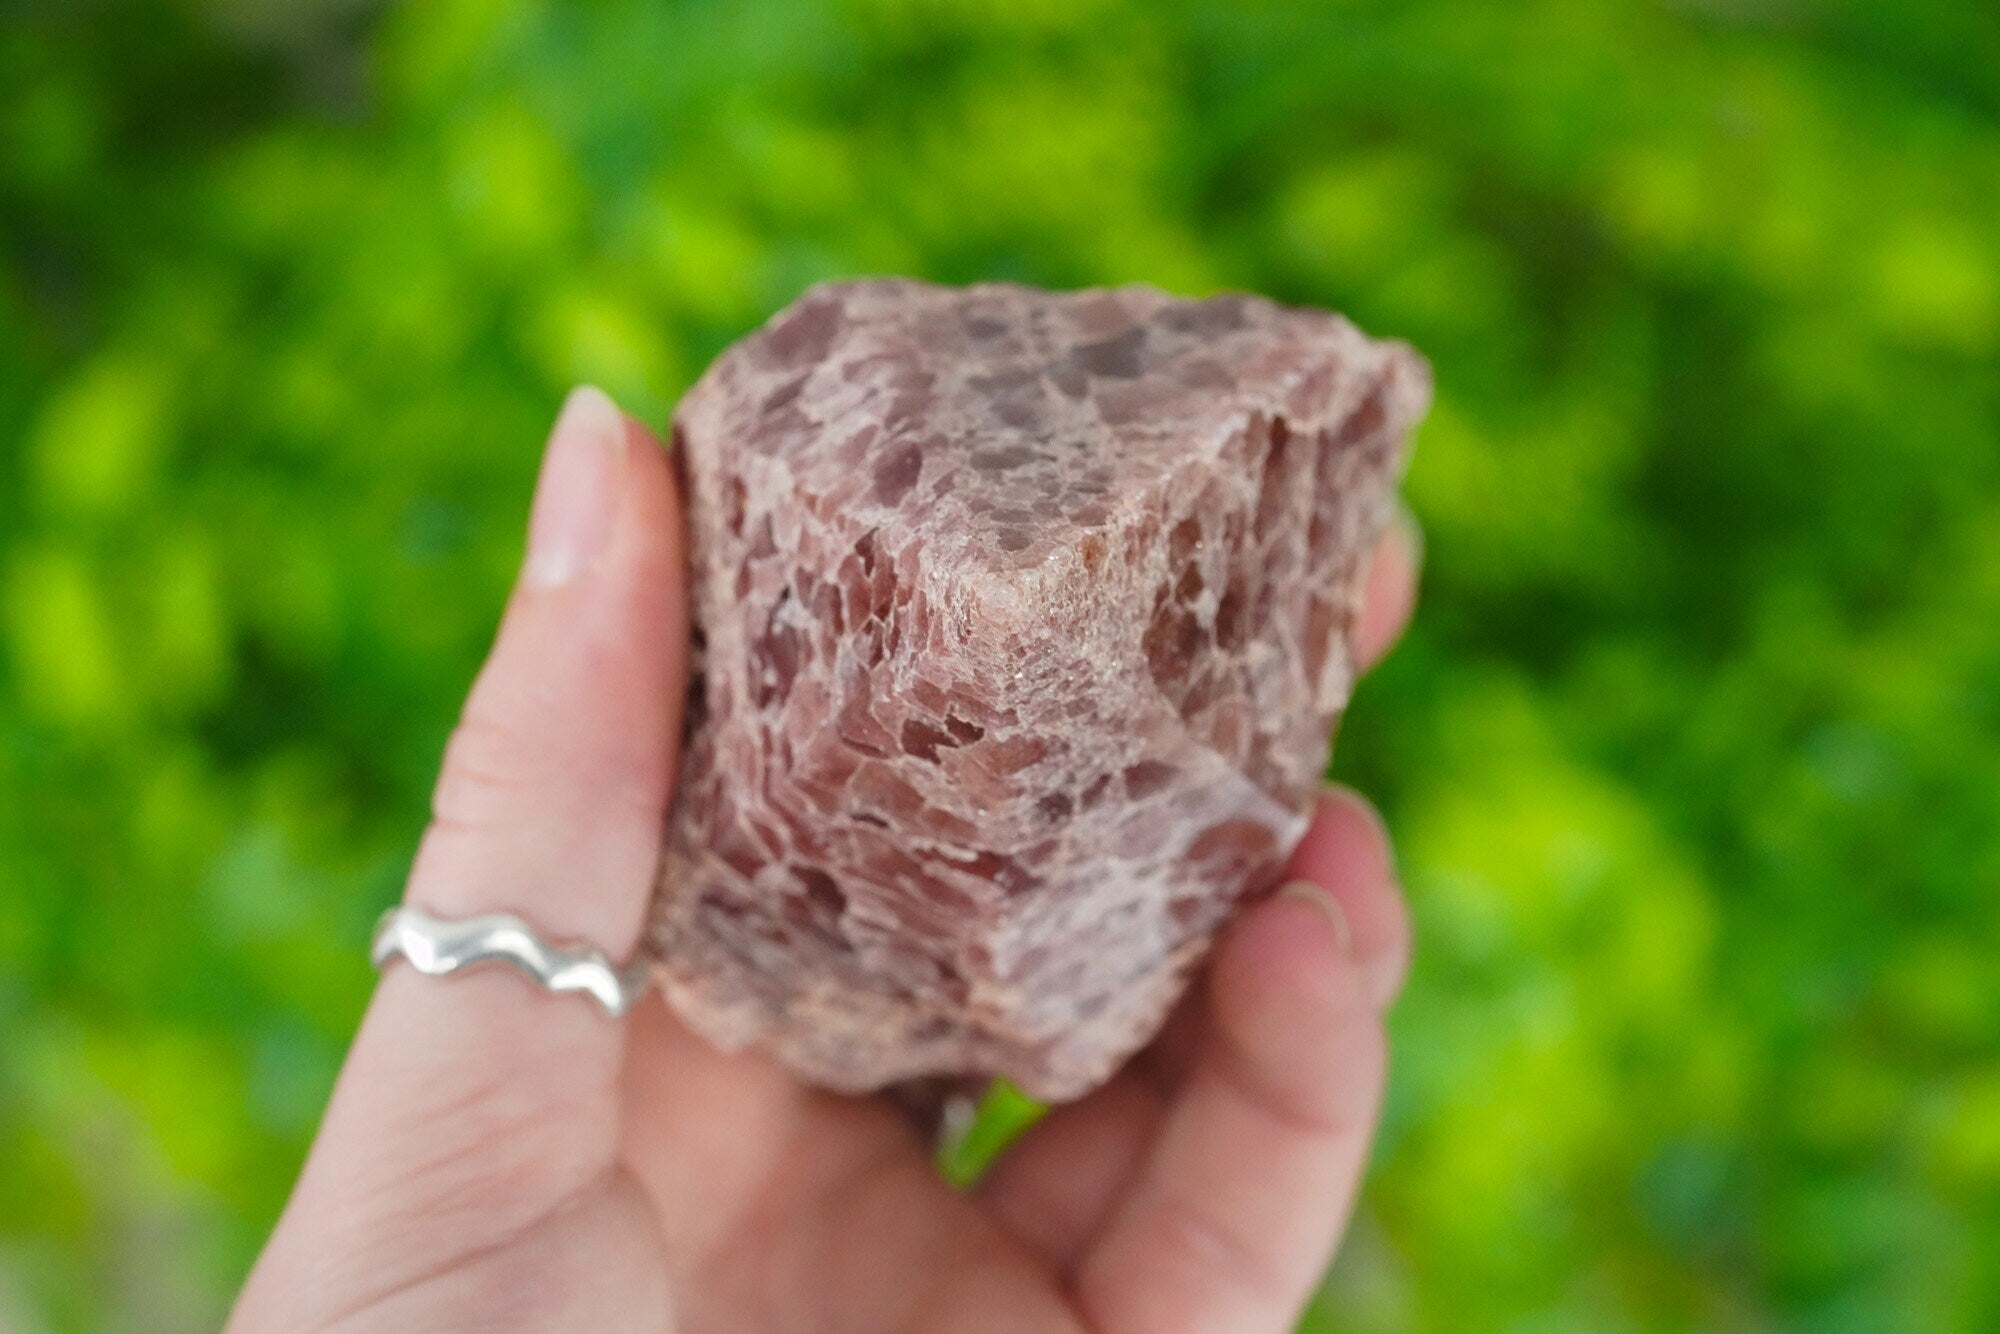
[231,387,1419,1333]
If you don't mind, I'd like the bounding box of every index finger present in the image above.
[239,389,689,1316]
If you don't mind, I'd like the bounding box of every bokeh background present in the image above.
[4,0,1998,1328]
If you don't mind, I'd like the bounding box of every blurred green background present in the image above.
[4,0,1998,1328]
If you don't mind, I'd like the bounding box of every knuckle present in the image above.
[432,708,545,832]
[430,705,665,841]
[1226,1010,1386,1140]
[1143,1185,1290,1318]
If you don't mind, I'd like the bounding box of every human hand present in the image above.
[231,387,1418,1333]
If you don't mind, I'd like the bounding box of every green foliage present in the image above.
[942,1080,1047,1188]
[4,0,1997,1328]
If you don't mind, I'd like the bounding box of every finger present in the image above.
[1355,504,1421,673]
[975,1070,1167,1268]
[1288,786,1411,1008]
[1133,786,1406,1090]
[1070,809,1401,1333]
[977,792,1402,1277]
[239,388,687,1319]
[1127,979,1211,1091]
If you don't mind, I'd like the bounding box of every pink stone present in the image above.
[650,280,1429,1100]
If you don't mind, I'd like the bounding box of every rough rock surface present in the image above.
[650,279,1429,1100]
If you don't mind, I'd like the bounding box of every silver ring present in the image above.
[371,906,651,1018]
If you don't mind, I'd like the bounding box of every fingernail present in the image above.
[525,385,627,587]
[1276,880,1354,956]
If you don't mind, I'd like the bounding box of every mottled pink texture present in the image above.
[649,279,1428,1100]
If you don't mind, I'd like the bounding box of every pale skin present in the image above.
[232,386,1420,1333]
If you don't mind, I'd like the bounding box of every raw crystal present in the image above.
[650,279,1429,1100]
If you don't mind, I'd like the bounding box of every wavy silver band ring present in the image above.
[370,906,651,1018]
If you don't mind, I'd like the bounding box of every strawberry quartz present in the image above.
[650,280,1429,1100]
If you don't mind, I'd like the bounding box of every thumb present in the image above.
[235,387,687,1328]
